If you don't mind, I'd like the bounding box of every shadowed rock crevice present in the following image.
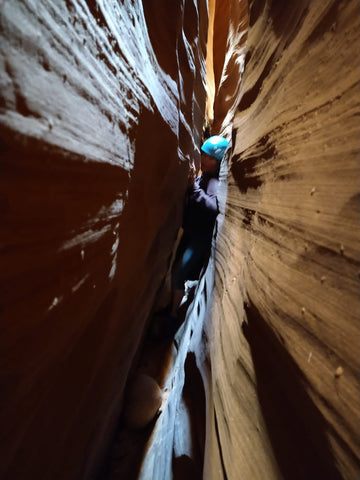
[141,0,182,81]
[213,409,229,480]
[231,133,277,193]
[237,50,277,112]
[304,1,341,46]
[211,0,248,136]
[243,301,343,480]
[172,352,206,480]
[231,153,263,193]
[180,353,206,469]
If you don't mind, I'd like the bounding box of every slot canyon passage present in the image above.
[0,1,359,479]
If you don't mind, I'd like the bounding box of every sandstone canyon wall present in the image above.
[137,2,249,479]
[205,1,360,479]
[139,1,360,480]
[1,1,360,480]
[0,2,208,479]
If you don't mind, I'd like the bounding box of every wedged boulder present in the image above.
[122,373,162,430]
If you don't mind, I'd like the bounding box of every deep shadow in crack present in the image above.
[98,413,160,480]
[231,153,263,193]
[183,353,206,464]
[173,454,202,480]
[172,352,206,480]
[242,301,343,480]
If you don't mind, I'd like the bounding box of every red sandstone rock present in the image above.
[1,1,360,480]
[140,1,360,480]
[0,2,207,479]
[122,374,162,430]
[206,1,360,479]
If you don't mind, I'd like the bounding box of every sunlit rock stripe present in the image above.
[0,1,179,169]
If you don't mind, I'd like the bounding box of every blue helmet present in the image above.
[201,135,229,162]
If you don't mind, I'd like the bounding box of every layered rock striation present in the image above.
[0,1,208,479]
[140,1,360,480]
[205,1,360,479]
[1,1,360,480]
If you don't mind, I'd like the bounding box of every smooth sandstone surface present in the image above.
[0,2,207,479]
[207,1,360,479]
[140,1,360,480]
[1,1,360,480]
[122,373,162,430]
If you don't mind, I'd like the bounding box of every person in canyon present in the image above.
[153,135,229,338]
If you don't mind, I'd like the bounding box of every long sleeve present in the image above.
[187,177,219,214]
[182,175,219,240]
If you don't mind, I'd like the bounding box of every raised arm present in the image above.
[187,177,219,214]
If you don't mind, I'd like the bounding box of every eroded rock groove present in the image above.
[1,1,359,480]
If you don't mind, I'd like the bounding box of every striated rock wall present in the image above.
[204,1,360,479]
[126,1,360,479]
[2,1,360,479]
[0,2,208,479]
[211,0,248,137]
[206,0,249,135]
[136,3,248,479]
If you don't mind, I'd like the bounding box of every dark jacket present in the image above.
[182,172,219,245]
